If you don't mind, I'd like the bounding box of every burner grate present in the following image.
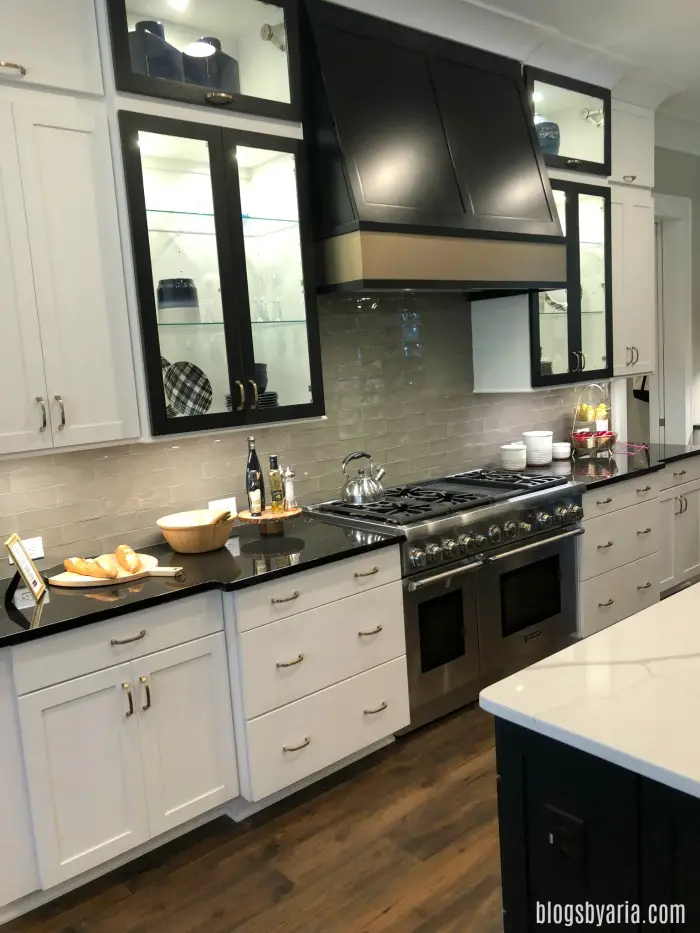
[451,469,566,491]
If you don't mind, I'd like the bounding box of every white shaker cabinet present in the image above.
[0,0,103,96]
[609,101,654,189]
[659,489,679,592]
[0,95,139,453]
[612,185,656,377]
[658,477,700,592]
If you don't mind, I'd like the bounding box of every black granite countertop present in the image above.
[0,514,403,649]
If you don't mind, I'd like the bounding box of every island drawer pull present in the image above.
[598,599,614,607]
[596,497,613,505]
[110,629,146,646]
[276,653,304,669]
[637,485,652,493]
[271,591,299,605]
[354,566,379,578]
[283,737,310,752]
[358,625,383,637]
[597,541,614,549]
[637,582,652,590]
[0,61,27,76]
[364,701,388,715]
[637,527,652,535]
[673,469,687,477]
[122,681,134,718]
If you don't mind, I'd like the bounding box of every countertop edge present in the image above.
[658,448,700,465]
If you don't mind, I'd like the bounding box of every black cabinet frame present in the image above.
[108,1,302,123]
[529,179,612,388]
[119,111,324,437]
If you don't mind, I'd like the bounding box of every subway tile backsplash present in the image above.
[0,294,577,564]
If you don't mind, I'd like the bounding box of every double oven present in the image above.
[403,525,580,730]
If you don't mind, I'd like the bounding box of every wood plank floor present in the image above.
[7,705,502,933]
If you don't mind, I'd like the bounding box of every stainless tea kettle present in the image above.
[341,451,386,505]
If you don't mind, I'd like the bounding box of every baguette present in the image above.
[115,544,141,574]
[64,556,118,580]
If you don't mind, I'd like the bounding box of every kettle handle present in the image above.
[341,451,374,478]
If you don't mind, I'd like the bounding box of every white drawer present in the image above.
[12,592,224,694]
[660,458,700,490]
[579,553,659,638]
[233,546,402,632]
[241,657,409,802]
[580,500,659,580]
[583,474,659,517]
[239,582,405,719]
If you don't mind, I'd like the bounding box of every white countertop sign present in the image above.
[480,584,700,800]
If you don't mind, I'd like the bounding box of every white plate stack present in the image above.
[500,442,527,470]
[522,430,553,466]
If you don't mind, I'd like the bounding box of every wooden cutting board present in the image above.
[48,553,183,588]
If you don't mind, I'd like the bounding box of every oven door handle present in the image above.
[407,560,484,592]
[483,527,584,563]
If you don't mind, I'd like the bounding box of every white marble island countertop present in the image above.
[480,584,700,799]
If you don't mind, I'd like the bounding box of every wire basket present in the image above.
[571,383,615,457]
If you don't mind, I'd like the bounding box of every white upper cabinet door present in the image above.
[13,97,140,447]
[18,664,150,888]
[135,633,239,838]
[610,102,654,188]
[0,101,52,455]
[0,0,103,95]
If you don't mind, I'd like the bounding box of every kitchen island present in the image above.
[480,583,700,931]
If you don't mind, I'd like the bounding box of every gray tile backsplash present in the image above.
[0,294,577,563]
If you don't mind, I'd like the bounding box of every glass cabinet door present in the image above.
[108,0,299,121]
[526,67,610,176]
[578,191,611,376]
[534,188,573,381]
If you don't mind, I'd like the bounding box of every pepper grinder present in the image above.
[282,466,298,510]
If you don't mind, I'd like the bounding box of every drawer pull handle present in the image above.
[283,737,310,752]
[598,599,615,608]
[354,566,379,578]
[111,629,146,646]
[674,469,687,477]
[596,497,613,505]
[139,675,151,711]
[637,582,652,590]
[623,174,637,183]
[597,541,614,549]
[122,681,134,718]
[637,527,652,535]
[271,591,299,605]
[364,701,388,715]
[358,625,383,637]
[276,653,304,669]
[637,485,652,493]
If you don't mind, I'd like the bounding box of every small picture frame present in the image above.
[5,534,46,602]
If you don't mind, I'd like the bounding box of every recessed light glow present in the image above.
[533,91,543,104]
[168,0,189,11]
[183,40,216,57]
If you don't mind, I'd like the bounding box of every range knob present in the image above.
[488,524,502,544]
[409,548,427,570]
[536,511,553,530]
[425,542,444,564]
[519,520,532,534]
[475,534,489,550]
[555,505,571,524]
[571,503,583,519]
[458,533,476,554]
[443,538,460,559]
[504,520,518,540]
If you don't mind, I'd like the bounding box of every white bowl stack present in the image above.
[500,442,527,470]
[522,430,553,466]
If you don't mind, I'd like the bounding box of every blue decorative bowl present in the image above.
[536,120,561,156]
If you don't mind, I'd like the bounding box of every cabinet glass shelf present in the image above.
[157,320,307,327]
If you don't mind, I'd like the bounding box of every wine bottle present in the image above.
[269,455,284,513]
[246,436,265,511]
[247,470,263,516]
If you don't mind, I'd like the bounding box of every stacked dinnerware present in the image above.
[522,430,553,466]
[500,443,527,470]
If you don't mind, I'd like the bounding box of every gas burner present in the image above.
[315,497,457,525]
[451,469,567,491]
[384,486,445,503]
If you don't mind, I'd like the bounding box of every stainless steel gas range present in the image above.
[314,469,584,731]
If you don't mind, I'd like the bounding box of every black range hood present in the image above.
[301,1,566,292]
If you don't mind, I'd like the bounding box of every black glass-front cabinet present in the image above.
[108,0,301,121]
[530,179,612,387]
[119,112,323,436]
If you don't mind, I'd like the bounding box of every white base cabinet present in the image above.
[660,478,700,592]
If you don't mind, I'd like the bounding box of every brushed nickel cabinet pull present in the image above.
[0,61,26,76]
[626,347,633,366]
[110,629,146,646]
[675,497,682,515]
[637,485,652,493]
[36,396,47,432]
[271,591,299,605]
[673,469,687,477]
[234,380,245,411]
[598,599,614,608]
[283,737,310,752]
[633,347,640,364]
[359,625,383,637]
[354,566,379,578]
[54,395,66,429]
[364,701,388,715]
[623,174,637,182]
[139,675,151,711]
[597,541,614,549]
[122,681,134,717]
[637,582,652,590]
[596,497,613,505]
[276,653,304,669]
[681,494,688,513]
[248,380,259,410]
[205,91,232,105]
[566,158,582,166]
[637,527,652,535]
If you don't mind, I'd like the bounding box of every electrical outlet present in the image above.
[208,496,237,516]
[8,535,44,565]
[225,537,241,558]
[14,588,50,610]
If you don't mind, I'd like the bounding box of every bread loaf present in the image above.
[115,544,141,574]
[64,556,118,579]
